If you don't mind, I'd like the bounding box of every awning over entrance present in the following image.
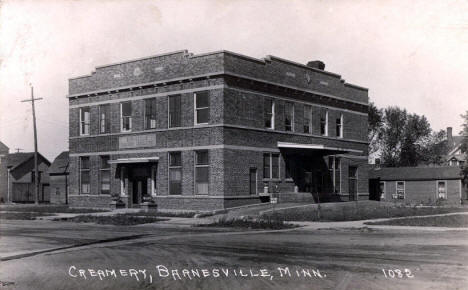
[108,157,159,164]
[277,142,363,155]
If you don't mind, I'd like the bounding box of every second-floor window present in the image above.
[320,110,328,136]
[99,104,110,134]
[303,105,312,134]
[336,114,343,138]
[120,102,132,132]
[195,92,209,125]
[145,98,157,129]
[169,95,181,128]
[79,107,90,136]
[284,102,294,132]
[264,99,275,129]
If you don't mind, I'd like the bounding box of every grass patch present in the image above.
[0,205,108,214]
[261,201,468,222]
[365,214,468,227]
[198,215,298,230]
[58,214,165,226]
[0,212,53,220]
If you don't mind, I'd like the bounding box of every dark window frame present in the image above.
[168,152,182,195]
[144,98,157,130]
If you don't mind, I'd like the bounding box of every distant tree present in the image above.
[378,106,432,167]
[380,107,407,166]
[368,102,383,155]
[460,111,468,183]
[399,113,431,166]
[418,129,448,166]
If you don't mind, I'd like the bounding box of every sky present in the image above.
[0,0,467,161]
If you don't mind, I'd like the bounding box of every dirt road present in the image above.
[0,219,467,289]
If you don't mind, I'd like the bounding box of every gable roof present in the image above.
[369,166,462,181]
[6,152,51,171]
[0,141,9,153]
[48,151,69,175]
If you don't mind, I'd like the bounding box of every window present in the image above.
[320,110,328,136]
[169,95,181,128]
[437,181,447,199]
[195,151,209,194]
[120,102,132,132]
[284,102,294,131]
[99,104,110,134]
[264,98,275,129]
[79,157,90,194]
[100,156,110,194]
[379,181,385,200]
[79,107,90,135]
[263,153,280,179]
[328,156,341,193]
[169,152,182,195]
[145,98,157,129]
[303,105,312,133]
[336,114,343,138]
[395,181,405,199]
[195,92,209,124]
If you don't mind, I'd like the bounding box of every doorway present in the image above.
[132,178,147,205]
[348,166,358,201]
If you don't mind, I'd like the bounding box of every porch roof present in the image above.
[277,142,363,155]
[108,157,159,164]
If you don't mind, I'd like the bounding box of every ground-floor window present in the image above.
[195,151,209,195]
[79,156,90,194]
[100,156,110,194]
[328,156,341,193]
[169,152,182,195]
[395,181,405,199]
[263,153,279,179]
[437,180,447,199]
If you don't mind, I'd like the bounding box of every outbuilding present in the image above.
[369,166,465,205]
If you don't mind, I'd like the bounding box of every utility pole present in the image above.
[14,148,23,153]
[21,85,43,205]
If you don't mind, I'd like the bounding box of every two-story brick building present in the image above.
[68,50,369,210]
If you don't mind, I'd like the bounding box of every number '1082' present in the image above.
[382,269,414,278]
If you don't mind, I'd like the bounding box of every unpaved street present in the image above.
[0,219,467,289]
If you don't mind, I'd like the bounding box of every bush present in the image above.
[58,214,163,225]
[198,214,297,230]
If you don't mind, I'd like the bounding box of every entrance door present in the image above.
[249,168,257,195]
[348,166,358,201]
[132,178,147,205]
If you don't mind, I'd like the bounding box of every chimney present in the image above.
[306,60,325,70]
[447,127,453,149]
[375,158,381,168]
